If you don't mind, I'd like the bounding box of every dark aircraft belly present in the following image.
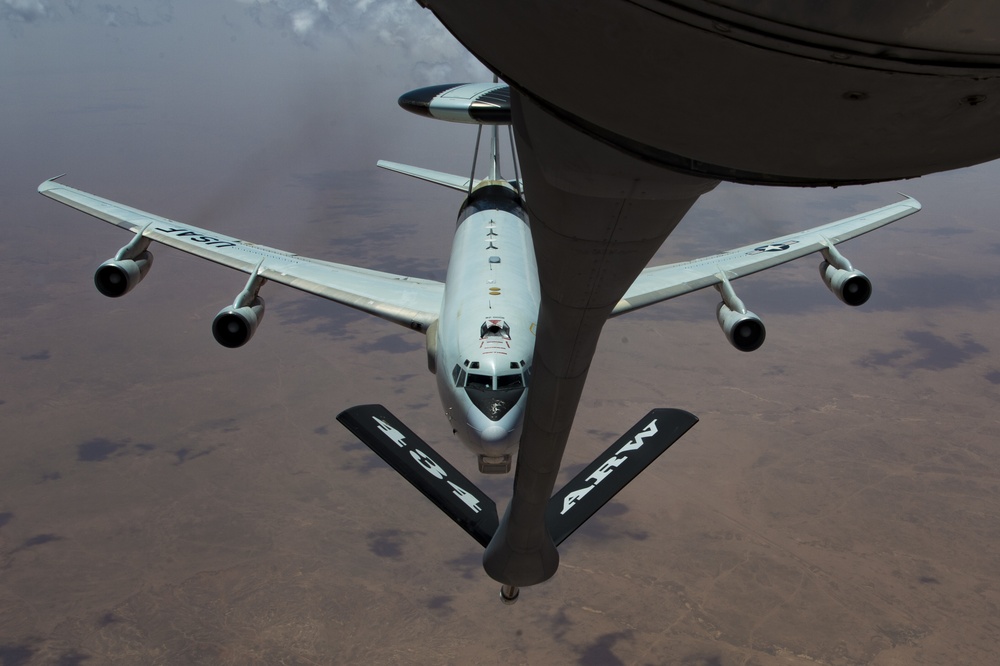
[423,0,1000,185]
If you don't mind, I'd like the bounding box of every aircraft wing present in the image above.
[38,178,444,331]
[612,196,921,316]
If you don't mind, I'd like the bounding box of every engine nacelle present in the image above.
[94,250,153,298]
[820,261,872,306]
[717,303,766,352]
[212,296,265,348]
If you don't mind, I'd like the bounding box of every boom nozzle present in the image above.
[500,585,520,605]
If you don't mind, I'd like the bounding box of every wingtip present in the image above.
[896,191,922,209]
[38,174,67,192]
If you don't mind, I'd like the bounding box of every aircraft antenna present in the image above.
[488,74,502,183]
[489,124,501,182]
[507,124,523,199]
[468,124,483,196]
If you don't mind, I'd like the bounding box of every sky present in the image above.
[2,2,1000,664]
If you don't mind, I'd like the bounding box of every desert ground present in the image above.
[2,4,999,664]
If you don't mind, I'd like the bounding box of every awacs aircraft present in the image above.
[39,82,920,604]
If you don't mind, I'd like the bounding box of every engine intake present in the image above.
[213,296,265,348]
[820,261,871,306]
[94,250,153,297]
[212,267,269,348]
[717,303,766,352]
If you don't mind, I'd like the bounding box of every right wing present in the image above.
[38,178,444,332]
[612,195,921,316]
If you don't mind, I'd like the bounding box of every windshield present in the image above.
[453,363,528,421]
[466,373,493,391]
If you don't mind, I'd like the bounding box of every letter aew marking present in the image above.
[545,408,697,547]
[560,419,659,515]
[373,416,483,514]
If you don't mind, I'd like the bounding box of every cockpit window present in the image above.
[496,373,523,389]
[466,373,493,391]
[460,366,527,420]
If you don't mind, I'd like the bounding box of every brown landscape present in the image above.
[2,4,999,664]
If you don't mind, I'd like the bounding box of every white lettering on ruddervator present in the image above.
[447,481,483,513]
[373,417,407,448]
[560,419,659,515]
[411,449,446,479]
[371,415,482,514]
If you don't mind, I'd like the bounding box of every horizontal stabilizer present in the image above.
[546,409,698,546]
[376,160,475,193]
[337,404,499,548]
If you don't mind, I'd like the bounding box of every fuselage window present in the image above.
[452,364,462,385]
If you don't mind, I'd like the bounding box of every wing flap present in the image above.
[39,178,444,331]
[613,196,921,316]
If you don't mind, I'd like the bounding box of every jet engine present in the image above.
[213,297,265,348]
[820,261,872,306]
[819,244,871,306]
[717,303,766,352]
[94,228,155,297]
[94,251,153,297]
[714,274,765,352]
[212,268,268,348]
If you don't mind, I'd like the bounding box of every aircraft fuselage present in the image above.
[434,181,538,469]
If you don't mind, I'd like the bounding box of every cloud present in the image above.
[97,2,174,28]
[232,0,487,81]
[2,0,174,26]
[3,1,487,83]
[1,0,47,22]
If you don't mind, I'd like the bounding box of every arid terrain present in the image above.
[2,4,999,665]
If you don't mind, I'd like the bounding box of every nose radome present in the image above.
[481,425,507,443]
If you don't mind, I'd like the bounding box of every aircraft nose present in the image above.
[480,424,507,443]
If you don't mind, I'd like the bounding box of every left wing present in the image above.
[38,178,444,332]
[612,195,921,316]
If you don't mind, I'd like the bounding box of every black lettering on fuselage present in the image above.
[155,226,236,249]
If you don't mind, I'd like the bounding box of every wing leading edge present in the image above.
[38,178,444,332]
[613,196,921,317]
